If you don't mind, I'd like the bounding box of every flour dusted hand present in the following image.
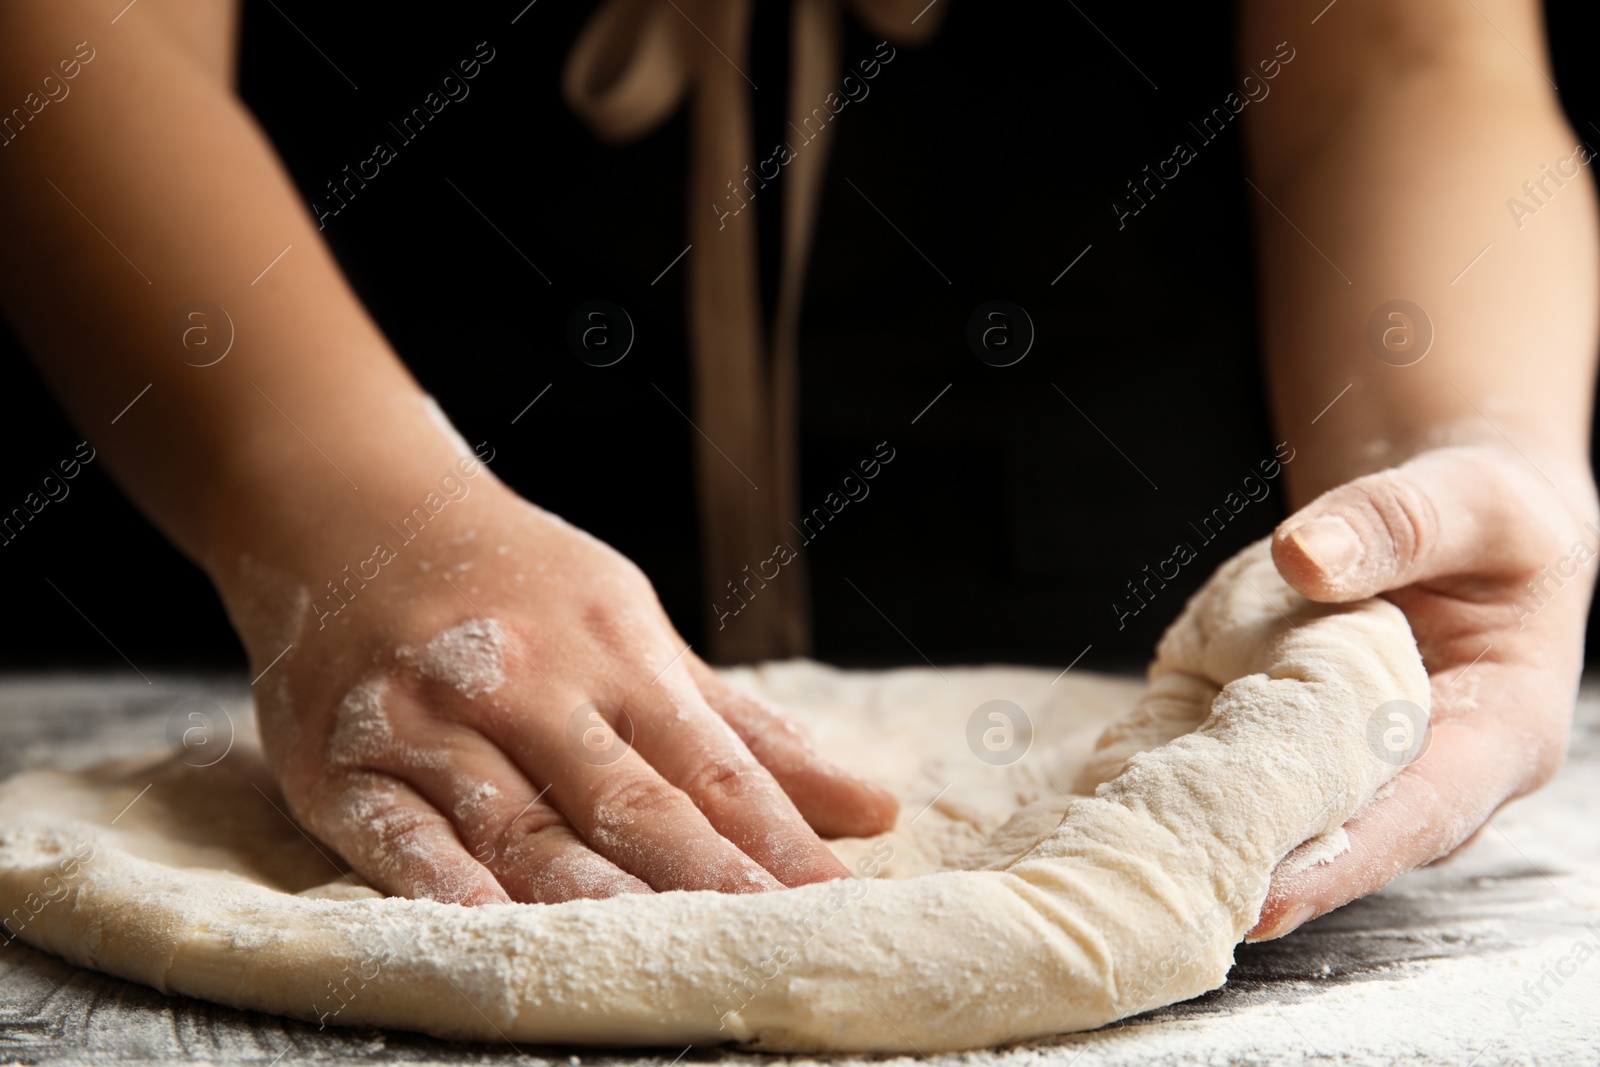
[1249,445,1595,939]
[220,471,896,905]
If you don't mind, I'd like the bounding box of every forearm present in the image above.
[1240,1,1599,510]
[0,5,480,602]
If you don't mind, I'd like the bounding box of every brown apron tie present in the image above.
[563,0,945,662]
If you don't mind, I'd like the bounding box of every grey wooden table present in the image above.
[3,674,1597,1066]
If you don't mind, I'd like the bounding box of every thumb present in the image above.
[1272,450,1532,602]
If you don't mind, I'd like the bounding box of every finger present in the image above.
[689,658,899,838]
[628,676,852,887]
[471,793,652,903]
[1246,717,1517,941]
[1271,449,1542,602]
[302,769,510,906]
[363,722,650,904]
[490,695,787,894]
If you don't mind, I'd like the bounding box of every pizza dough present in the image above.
[0,539,1428,1052]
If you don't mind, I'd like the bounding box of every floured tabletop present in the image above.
[2,668,1596,1066]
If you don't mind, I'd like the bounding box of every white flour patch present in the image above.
[1279,825,1350,877]
[410,619,506,699]
[327,678,393,766]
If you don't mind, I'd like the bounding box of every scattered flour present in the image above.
[226,554,311,655]
[452,780,501,823]
[325,773,481,904]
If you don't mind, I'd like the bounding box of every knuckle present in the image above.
[489,815,580,865]
[312,773,440,855]
[487,800,566,847]
[717,690,810,747]
[368,803,440,848]
[680,756,762,808]
[603,550,656,592]
[1526,742,1568,793]
[282,787,322,837]
[1357,474,1439,571]
[577,600,646,654]
[1514,699,1574,795]
[297,771,373,839]
[589,772,685,823]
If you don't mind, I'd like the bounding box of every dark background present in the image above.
[2,1,1597,673]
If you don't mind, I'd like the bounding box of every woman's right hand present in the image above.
[222,476,898,905]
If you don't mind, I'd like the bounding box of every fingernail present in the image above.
[1248,902,1319,942]
[1290,518,1363,577]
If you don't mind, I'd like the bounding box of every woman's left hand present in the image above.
[1249,443,1598,940]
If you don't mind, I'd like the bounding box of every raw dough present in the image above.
[0,539,1428,1052]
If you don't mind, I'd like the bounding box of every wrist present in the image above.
[1286,425,1596,517]
[200,399,509,657]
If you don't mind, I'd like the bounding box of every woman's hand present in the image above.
[1249,444,1598,939]
[225,479,897,905]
